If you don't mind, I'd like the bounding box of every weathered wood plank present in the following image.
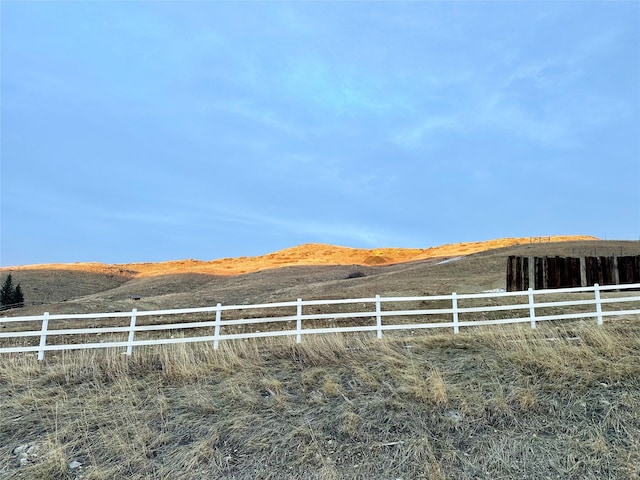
[506,255,640,291]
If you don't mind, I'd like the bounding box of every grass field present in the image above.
[1,238,639,479]
[1,321,639,479]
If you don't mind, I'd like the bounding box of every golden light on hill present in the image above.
[2,235,598,278]
[3,235,598,278]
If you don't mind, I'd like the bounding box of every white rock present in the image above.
[69,460,83,469]
[437,256,464,265]
[446,410,462,422]
[13,445,27,455]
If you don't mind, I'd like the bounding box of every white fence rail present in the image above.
[1,283,639,360]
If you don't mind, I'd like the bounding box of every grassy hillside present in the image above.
[0,238,636,316]
[1,322,639,479]
[0,235,599,277]
[1,238,639,479]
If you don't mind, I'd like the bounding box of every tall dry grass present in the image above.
[1,320,639,479]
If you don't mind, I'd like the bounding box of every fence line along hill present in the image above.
[3,282,638,361]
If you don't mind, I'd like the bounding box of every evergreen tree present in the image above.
[12,284,25,308]
[1,274,14,306]
[0,274,25,308]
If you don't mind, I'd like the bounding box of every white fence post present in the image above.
[452,292,459,334]
[296,298,302,344]
[37,312,49,361]
[126,308,137,356]
[594,283,603,325]
[528,288,536,329]
[213,303,222,350]
[375,295,382,339]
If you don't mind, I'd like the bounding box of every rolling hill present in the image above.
[2,235,598,278]
[3,235,637,317]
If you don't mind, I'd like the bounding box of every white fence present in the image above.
[1,283,639,361]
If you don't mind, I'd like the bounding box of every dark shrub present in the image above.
[345,271,366,279]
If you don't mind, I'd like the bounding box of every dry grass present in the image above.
[1,320,639,479]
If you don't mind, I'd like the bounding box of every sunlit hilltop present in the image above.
[3,236,598,278]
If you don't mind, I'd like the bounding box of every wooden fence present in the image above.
[507,255,640,291]
[1,283,639,361]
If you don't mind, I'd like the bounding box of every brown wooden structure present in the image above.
[507,255,640,291]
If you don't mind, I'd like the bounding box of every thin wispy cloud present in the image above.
[392,27,632,151]
[167,199,400,250]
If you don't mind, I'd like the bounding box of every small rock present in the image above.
[13,445,27,455]
[19,457,29,466]
[446,410,462,422]
[68,460,82,470]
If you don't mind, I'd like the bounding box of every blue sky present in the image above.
[1,1,639,266]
